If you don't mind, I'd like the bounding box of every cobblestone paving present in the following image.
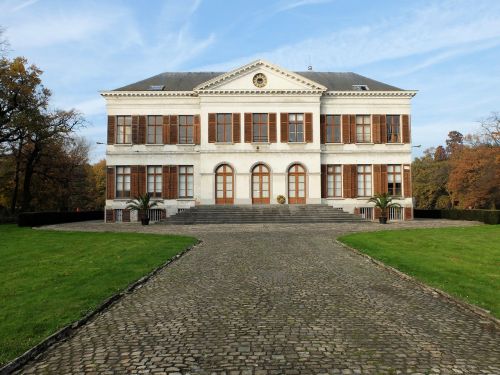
[19,220,499,374]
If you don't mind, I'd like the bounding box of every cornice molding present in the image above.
[100,91,197,97]
[325,90,417,97]
[197,89,324,96]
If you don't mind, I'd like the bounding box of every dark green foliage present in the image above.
[415,209,500,224]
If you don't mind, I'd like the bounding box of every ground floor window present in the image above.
[116,166,131,198]
[252,164,270,204]
[387,164,402,196]
[288,163,306,204]
[327,165,342,197]
[215,164,234,204]
[357,165,372,197]
[147,166,162,198]
[178,166,194,198]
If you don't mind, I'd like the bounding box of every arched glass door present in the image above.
[252,164,270,204]
[215,164,234,204]
[288,164,306,204]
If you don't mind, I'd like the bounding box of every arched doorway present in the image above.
[215,164,234,204]
[252,164,270,204]
[288,164,306,204]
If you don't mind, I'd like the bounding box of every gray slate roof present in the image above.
[114,71,402,91]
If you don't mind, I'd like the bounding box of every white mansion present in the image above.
[102,60,416,222]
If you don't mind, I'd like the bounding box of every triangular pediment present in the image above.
[194,60,327,93]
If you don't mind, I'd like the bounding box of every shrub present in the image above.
[414,209,500,224]
[276,195,286,204]
[18,211,104,227]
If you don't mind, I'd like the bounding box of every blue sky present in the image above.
[1,0,499,161]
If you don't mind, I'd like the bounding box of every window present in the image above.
[386,115,401,143]
[288,113,304,142]
[357,165,372,197]
[147,166,162,198]
[147,116,163,144]
[178,166,194,198]
[252,113,268,142]
[387,165,402,196]
[216,114,232,142]
[288,164,306,204]
[179,115,194,144]
[116,166,131,198]
[327,165,342,197]
[116,116,132,144]
[356,115,371,143]
[326,115,341,143]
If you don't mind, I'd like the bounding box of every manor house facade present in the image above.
[102,60,416,222]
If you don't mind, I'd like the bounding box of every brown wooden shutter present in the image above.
[320,115,326,144]
[162,166,170,198]
[351,165,357,197]
[305,113,313,143]
[138,165,146,196]
[244,113,252,143]
[208,113,216,143]
[403,164,412,197]
[169,115,178,144]
[138,116,146,144]
[381,165,388,194]
[169,165,178,199]
[321,164,327,198]
[122,210,130,222]
[107,116,115,144]
[343,164,355,198]
[232,113,241,143]
[402,115,410,143]
[194,115,201,144]
[374,207,382,219]
[372,115,381,144]
[131,116,139,144]
[162,116,170,144]
[349,115,356,143]
[269,113,277,143]
[404,207,413,220]
[105,209,114,223]
[373,164,382,194]
[130,166,139,197]
[280,113,288,142]
[354,207,360,215]
[380,115,387,143]
[342,115,350,144]
[106,166,115,199]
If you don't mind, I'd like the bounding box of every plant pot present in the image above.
[141,217,150,226]
[379,216,388,224]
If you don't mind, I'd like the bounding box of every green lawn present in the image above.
[0,225,197,366]
[338,226,500,318]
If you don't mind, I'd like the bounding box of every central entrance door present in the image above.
[288,164,306,204]
[252,164,270,204]
[215,164,234,204]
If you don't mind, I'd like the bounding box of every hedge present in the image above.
[18,211,104,227]
[414,209,500,225]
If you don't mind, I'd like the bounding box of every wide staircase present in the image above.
[163,204,364,225]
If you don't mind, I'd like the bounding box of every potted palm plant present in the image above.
[126,193,158,225]
[369,193,401,224]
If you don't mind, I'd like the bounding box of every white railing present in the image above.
[360,207,373,220]
[114,209,123,223]
[147,209,164,223]
[389,206,403,221]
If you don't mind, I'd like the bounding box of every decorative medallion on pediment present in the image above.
[252,73,267,88]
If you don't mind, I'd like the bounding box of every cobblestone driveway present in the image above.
[19,221,499,374]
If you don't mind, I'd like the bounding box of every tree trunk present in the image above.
[10,138,24,214]
[20,144,40,212]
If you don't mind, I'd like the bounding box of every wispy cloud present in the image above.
[276,0,333,12]
[11,0,38,12]
[199,0,500,72]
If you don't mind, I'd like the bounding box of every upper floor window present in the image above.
[147,166,162,198]
[356,115,371,143]
[387,165,402,196]
[116,116,132,144]
[217,114,232,143]
[147,116,163,144]
[357,165,372,197]
[116,166,131,198]
[252,113,268,142]
[386,115,401,143]
[179,166,194,198]
[327,165,342,197]
[326,115,341,143]
[179,115,194,144]
[288,113,304,142]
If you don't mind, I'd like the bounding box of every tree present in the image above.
[465,112,500,147]
[445,131,464,155]
[447,146,500,209]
